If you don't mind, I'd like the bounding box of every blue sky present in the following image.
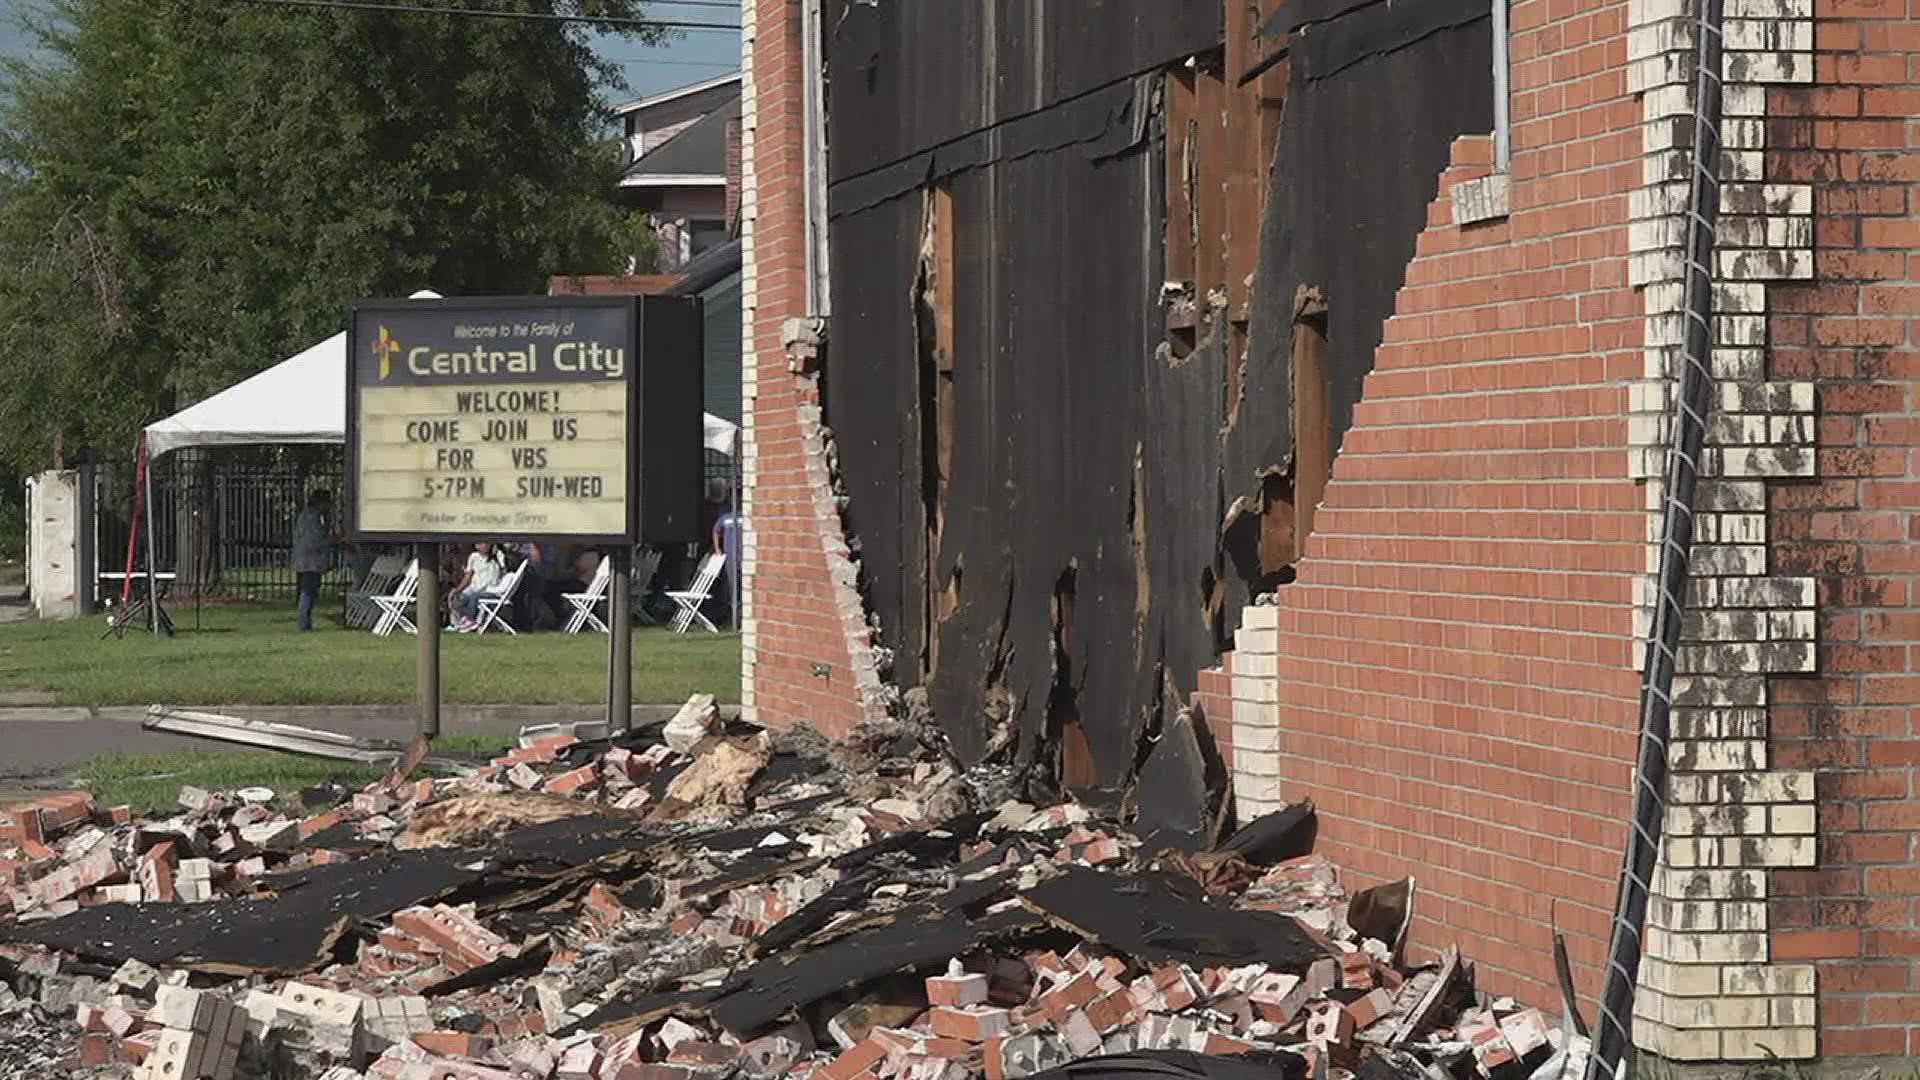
[0,0,740,102]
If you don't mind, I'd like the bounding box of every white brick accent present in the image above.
[1229,604,1281,817]
[1631,0,1816,1061]
[739,0,760,724]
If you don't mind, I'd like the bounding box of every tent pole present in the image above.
[121,439,144,609]
[144,436,159,636]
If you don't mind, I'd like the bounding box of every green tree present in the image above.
[0,0,659,472]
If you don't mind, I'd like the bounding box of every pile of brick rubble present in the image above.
[0,697,1587,1080]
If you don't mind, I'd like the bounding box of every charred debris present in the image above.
[0,699,1584,1079]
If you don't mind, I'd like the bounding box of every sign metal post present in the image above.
[416,545,440,738]
[609,548,632,733]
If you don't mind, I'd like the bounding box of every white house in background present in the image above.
[613,72,742,271]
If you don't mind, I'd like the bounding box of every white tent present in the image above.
[143,290,740,458]
[145,330,349,459]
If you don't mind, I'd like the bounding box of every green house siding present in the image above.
[701,272,742,424]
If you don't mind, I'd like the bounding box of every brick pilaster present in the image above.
[1625,0,1819,1060]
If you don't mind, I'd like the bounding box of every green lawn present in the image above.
[0,604,740,706]
[74,737,516,814]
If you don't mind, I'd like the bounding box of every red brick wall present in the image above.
[743,0,872,739]
[1767,14,1920,1058]
[1268,0,1646,1009]
[1194,656,1235,773]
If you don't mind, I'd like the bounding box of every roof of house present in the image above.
[548,274,683,297]
[620,96,742,187]
[666,239,743,297]
[610,71,742,118]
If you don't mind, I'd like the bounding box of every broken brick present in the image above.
[413,1030,492,1058]
[1339,948,1374,990]
[1346,986,1396,1030]
[544,765,598,796]
[927,1006,1012,1043]
[926,966,989,1008]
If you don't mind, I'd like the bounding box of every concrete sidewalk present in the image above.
[0,703,693,776]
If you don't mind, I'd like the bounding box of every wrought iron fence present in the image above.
[97,445,349,604]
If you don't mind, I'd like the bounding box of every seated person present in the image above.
[448,542,506,632]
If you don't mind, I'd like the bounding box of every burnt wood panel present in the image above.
[822,2,1495,792]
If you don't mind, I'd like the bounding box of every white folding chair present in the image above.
[668,553,726,634]
[631,547,665,626]
[372,559,420,637]
[473,559,528,636]
[346,553,401,628]
[563,556,612,634]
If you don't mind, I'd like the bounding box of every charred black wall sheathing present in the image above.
[822,0,1495,792]
[1234,9,1492,501]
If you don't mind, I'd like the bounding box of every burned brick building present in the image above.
[740,0,1920,1066]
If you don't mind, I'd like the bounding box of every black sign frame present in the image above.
[345,295,643,546]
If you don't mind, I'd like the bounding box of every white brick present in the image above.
[1685,609,1764,642]
[1721,963,1814,996]
[1724,50,1813,84]
[1682,543,1767,576]
[1713,348,1768,381]
[1671,740,1767,771]
[1714,446,1816,478]
[1641,956,1723,996]
[1721,770,1814,803]
[1724,19,1813,51]
[1770,804,1816,834]
[1233,626,1277,654]
[1656,867,1766,901]
[1679,639,1814,677]
[1720,835,1816,867]
[1231,676,1277,704]
[1769,414,1815,444]
[1722,901,1768,932]
[1632,181,1691,220]
[1772,996,1817,1027]
[1717,246,1813,280]
[1719,119,1768,150]
[1629,18,1695,63]
[1727,0,1811,15]
[1641,84,1693,120]
[1719,150,1767,181]
[1233,652,1277,678]
[1629,0,1688,23]
[1638,1019,1722,1061]
[1664,837,1718,867]
[1240,605,1278,630]
[1232,772,1280,803]
[1661,930,1768,964]
[1673,674,1767,707]
[1233,722,1280,755]
[1652,897,1720,931]
[1664,995,1769,1029]
[1720,577,1813,608]
[1708,414,1771,445]
[1722,84,1768,116]
[1234,747,1280,779]
[1767,609,1815,641]
[1722,1027,1815,1061]
[1666,804,1767,836]
[1723,182,1813,217]
[1232,698,1277,727]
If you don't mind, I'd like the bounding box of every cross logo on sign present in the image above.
[372,325,401,380]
